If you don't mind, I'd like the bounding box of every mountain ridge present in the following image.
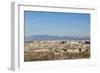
[25,35,90,41]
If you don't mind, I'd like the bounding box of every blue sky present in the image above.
[24,11,90,37]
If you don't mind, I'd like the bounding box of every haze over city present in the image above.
[24,11,90,40]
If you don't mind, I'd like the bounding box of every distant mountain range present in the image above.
[25,35,90,41]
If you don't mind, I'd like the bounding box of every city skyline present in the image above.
[24,11,90,39]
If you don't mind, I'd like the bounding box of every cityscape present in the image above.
[24,11,90,61]
[24,40,90,61]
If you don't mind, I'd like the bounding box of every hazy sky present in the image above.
[24,11,90,37]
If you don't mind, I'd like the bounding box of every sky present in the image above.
[24,11,90,38]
